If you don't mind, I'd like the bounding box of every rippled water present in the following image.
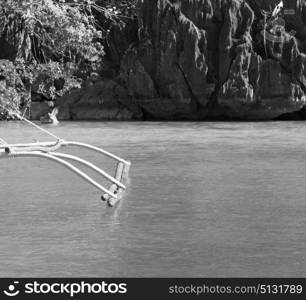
[0,121,306,277]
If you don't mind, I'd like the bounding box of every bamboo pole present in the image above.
[102,162,126,207]
[2,151,118,199]
[63,141,129,164]
[51,152,126,189]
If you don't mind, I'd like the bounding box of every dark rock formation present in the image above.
[55,80,142,121]
[46,0,306,121]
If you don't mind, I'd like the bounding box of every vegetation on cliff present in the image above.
[0,0,136,119]
[1,0,306,121]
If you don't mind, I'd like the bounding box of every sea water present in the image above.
[0,121,306,277]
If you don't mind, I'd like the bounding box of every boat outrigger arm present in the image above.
[0,108,131,207]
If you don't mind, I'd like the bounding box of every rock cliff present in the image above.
[41,0,306,120]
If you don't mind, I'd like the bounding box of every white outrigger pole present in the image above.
[0,107,131,207]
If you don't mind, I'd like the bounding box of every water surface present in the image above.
[0,121,306,277]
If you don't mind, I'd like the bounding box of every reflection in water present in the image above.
[0,121,306,277]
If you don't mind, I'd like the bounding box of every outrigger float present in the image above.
[0,106,130,207]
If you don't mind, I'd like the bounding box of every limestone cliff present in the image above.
[49,0,306,120]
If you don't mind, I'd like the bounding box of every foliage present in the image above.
[0,58,84,119]
[0,85,22,119]
[0,60,26,119]
[0,0,137,118]
[0,0,111,117]
[96,0,137,20]
[30,61,82,99]
[0,0,104,64]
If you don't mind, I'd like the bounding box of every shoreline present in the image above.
[2,118,306,123]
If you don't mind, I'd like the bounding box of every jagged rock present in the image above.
[55,80,142,121]
[139,97,200,120]
[30,102,51,120]
[219,44,255,104]
[119,47,157,98]
[282,0,306,42]
[247,0,281,17]
[179,0,214,29]
[218,0,254,85]
[19,0,306,120]
[105,17,139,69]
[292,52,306,90]
[219,41,306,120]
[135,0,208,109]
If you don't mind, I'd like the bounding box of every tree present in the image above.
[0,0,108,117]
[0,0,104,64]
